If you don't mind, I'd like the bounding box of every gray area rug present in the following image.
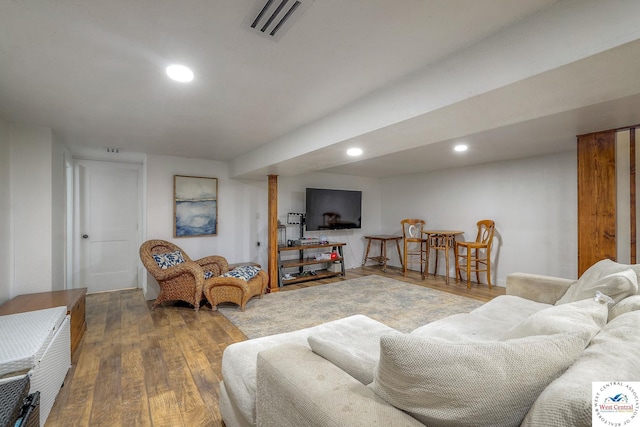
[217,275,483,338]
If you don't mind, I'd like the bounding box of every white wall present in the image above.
[0,119,10,304]
[10,125,55,295]
[0,123,69,302]
[380,151,578,286]
[277,173,382,269]
[143,154,267,299]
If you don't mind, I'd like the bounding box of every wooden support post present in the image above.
[268,174,279,292]
[577,130,616,276]
[631,128,637,264]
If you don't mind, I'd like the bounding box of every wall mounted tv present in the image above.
[305,188,362,231]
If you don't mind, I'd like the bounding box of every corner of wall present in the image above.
[0,118,11,304]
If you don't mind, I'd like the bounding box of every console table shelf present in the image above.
[278,242,346,287]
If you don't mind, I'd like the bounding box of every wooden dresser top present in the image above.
[0,288,87,315]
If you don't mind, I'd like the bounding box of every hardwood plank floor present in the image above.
[46,267,504,426]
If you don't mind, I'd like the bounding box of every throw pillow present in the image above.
[220,265,260,281]
[555,268,637,305]
[369,333,586,427]
[204,270,215,280]
[500,298,608,343]
[566,259,640,294]
[152,250,186,269]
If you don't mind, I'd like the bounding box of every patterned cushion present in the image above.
[152,250,186,269]
[204,270,215,280]
[221,265,260,281]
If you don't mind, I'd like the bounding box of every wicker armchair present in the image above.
[203,257,268,311]
[139,239,227,311]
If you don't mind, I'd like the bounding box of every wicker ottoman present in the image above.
[203,269,268,311]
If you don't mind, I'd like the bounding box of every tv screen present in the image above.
[305,188,362,231]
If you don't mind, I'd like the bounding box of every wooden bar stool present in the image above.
[401,218,427,278]
[455,220,495,289]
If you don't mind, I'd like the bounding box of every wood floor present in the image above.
[45,267,505,427]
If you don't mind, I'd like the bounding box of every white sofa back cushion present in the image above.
[369,333,586,427]
[609,294,640,321]
[501,298,608,343]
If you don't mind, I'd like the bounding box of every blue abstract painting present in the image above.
[174,176,218,237]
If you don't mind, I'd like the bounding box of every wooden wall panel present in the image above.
[577,131,616,276]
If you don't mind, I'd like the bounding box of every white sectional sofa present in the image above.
[220,259,640,427]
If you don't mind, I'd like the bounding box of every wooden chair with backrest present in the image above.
[139,239,227,311]
[455,220,496,289]
[401,218,427,278]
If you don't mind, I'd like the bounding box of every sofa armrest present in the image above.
[256,344,424,427]
[506,273,574,304]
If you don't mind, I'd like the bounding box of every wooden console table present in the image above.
[277,242,346,288]
[362,235,403,272]
[0,288,87,361]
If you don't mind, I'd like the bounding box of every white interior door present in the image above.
[75,160,141,293]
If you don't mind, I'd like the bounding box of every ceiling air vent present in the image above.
[244,0,314,41]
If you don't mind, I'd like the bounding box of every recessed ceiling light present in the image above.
[347,148,363,156]
[166,64,194,82]
[454,144,468,152]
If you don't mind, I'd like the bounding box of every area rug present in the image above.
[217,275,484,338]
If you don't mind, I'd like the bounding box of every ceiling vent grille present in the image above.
[244,0,314,41]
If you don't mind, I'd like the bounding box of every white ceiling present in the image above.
[1,0,640,179]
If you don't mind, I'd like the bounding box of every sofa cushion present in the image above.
[582,259,640,284]
[369,333,586,427]
[221,315,398,426]
[501,298,608,343]
[307,321,402,385]
[609,294,640,321]
[555,267,637,305]
[411,295,550,341]
[522,310,640,426]
[152,250,185,269]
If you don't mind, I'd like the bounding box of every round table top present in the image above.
[363,235,403,240]
[422,230,464,235]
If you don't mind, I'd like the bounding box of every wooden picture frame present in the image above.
[174,175,218,237]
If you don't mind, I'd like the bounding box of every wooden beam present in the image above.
[267,175,279,292]
[631,127,637,264]
[577,131,616,276]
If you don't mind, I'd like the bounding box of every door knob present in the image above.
[82,234,89,239]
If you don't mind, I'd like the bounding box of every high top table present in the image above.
[422,230,464,285]
[362,235,403,272]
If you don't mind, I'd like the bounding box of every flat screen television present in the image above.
[305,188,362,231]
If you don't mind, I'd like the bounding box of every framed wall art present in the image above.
[174,175,218,237]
